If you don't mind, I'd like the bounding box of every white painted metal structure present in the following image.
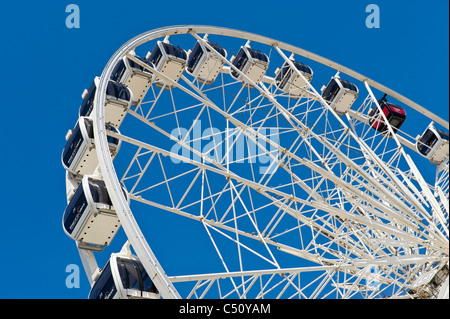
[64,26,449,299]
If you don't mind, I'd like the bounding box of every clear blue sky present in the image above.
[0,0,447,298]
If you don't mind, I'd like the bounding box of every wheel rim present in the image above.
[88,25,449,299]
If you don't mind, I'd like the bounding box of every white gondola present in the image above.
[110,53,152,105]
[62,176,129,251]
[103,81,133,127]
[146,40,187,88]
[321,75,359,115]
[416,123,449,165]
[230,44,269,87]
[186,39,227,85]
[89,248,160,299]
[368,94,407,134]
[62,117,121,176]
[275,59,313,97]
[79,78,132,128]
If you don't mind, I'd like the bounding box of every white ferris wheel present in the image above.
[62,25,449,299]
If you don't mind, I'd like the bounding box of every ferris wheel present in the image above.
[62,25,449,299]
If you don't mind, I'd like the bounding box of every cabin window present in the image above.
[418,129,437,156]
[79,81,96,117]
[438,129,450,141]
[389,117,403,130]
[140,264,158,293]
[248,48,268,62]
[277,61,312,90]
[63,185,88,235]
[340,79,357,92]
[207,42,226,57]
[84,118,94,139]
[322,79,340,102]
[276,63,292,89]
[111,60,126,82]
[128,56,150,72]
[106,125,120,145]
[88,179,112,206]
[62,123,83,168]
[187,42,203,73]
[277,63,290,80]
[89,262,117,299]
[379,102,405,132]
[231,49,248,78]
[294,61,312,75]
[161,43,187,60]
[117,258,158,294]
[106,82,131,101]
[148,46,163,67]
[118,258,141,290]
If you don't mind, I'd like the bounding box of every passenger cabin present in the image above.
[79,79,132,128]
[146,40,187,88]
[230,45,269,87]
[368,95,406,134]
[104,81,132,127]
[62,176,127,251]
[321,76,358,115]
[110,54,152,105]
[275,59,313,97]
[186,40,227,85]
[416,123,449,165]
[62,117,121,176]
[89,253,160,299]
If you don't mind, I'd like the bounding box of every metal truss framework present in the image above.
[83,26,449,299]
